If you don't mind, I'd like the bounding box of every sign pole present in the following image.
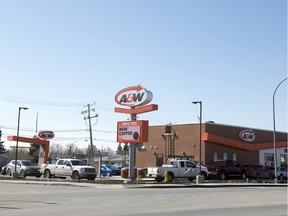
[128,110,136,181]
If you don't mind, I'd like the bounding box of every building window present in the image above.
[280,154,287,167]
[223,152,227,160]
[213,152,218,161]
[156,154,163,166]
[264,153,274,167]
[233,153,237,161]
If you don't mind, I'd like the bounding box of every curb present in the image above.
[1,178,287,189]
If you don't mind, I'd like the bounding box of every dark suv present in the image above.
[208,160,246,180]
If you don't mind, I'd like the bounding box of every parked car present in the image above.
[101,164,121,177]
[277,167,287,182]
[5,160,41,178]
[41,159,96,180]
[147,160,208,182]
[242,164,274,179]
[208,160,246,180]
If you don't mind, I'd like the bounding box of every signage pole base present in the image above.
[128,142,135,182]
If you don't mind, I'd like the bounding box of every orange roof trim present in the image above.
[115,104,158,114]
[203,132,287,151]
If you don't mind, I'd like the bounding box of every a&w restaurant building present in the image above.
[134,122,288,168]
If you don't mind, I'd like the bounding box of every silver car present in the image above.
[5,160,41,178]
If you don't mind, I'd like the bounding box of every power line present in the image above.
[0,125,116,134]
[0,94,174,126]
[0,94,86,107]
[0,94,115,110]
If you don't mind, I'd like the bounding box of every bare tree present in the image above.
[49,143,64,159]
[65,142,78,158]
[6,148,32,161]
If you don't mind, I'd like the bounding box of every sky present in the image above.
[0,0,287,151]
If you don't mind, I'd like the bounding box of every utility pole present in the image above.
[0,128,5,154]
[81,103,98,165]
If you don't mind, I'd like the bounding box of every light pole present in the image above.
[192,101,202,174]
[14,106,28,178]
[272,78,287,184]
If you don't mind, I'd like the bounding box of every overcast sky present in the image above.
[0,0,287,150]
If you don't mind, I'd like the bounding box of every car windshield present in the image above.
[71,160,87,166]
[21,161,36,166]
[105,165,113,169]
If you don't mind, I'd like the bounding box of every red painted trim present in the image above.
[7,135,50,164]
[203,132,287,150]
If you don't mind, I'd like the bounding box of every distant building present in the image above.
[100,154,128,168]
[135,122,287,168]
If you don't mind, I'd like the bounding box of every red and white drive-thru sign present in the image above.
[115,85,153,107]
[117,121,148,143]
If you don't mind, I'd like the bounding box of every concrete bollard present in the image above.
[196,175,204,184]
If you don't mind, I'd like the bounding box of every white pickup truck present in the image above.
[146,160,208,182]
[41,159,97,181]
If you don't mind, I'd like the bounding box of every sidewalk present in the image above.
[1,175,287,189]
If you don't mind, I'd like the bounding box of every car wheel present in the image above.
[19,170,25,178]
[201,171,207,181]
[1,167,7,175]
[72,171,80,180]
[106,172,111,177]
[219,172,226,180]
[44,170,51,178]
[167,173,174,182]
[6,169,11,176]
[241,172,247,179]
[279,174,284,182]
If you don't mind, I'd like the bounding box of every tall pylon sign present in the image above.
[115,85,158,181]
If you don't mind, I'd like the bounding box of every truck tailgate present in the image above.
[147,167,159,176]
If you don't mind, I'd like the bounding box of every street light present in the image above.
[14,106,28,178]
[192,101,202,174]
[272,78,287,184]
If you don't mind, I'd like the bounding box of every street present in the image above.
[0,181,287,216]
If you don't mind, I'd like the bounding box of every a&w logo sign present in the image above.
[239,129,255,142]
[115,85,153,107]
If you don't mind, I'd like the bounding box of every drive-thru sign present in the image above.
[117,120,148,143]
